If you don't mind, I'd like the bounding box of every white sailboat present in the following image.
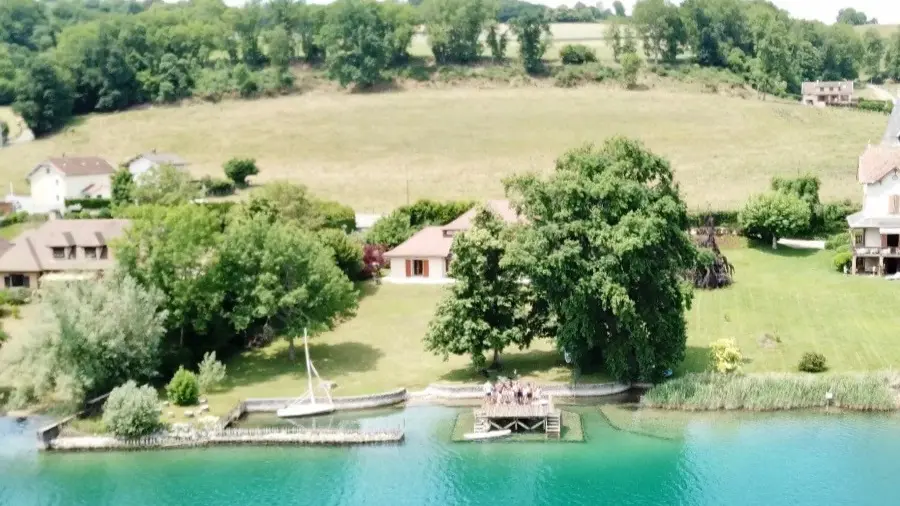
[277,329,336,418]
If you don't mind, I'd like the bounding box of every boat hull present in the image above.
[276,405,336,418]
[463,429,512,441]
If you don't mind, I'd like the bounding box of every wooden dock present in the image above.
[473,398,561,438]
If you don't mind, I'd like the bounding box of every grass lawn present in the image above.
[199,283,596,418]
[197,243,900,418]
[684,244,900,374]
[0,86,881,212]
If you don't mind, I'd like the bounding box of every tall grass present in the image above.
[642,372,899,412]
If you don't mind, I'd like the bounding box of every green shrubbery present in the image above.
[0,288,31,306]
[553,62,616,88]
[709,338,743,373]
[102,381,161,438]
[739,192,811,246]
[166,367,199,406]
[832,250,852,272]
[798,352,828,373]
[559,44,598,65]
[199,176,236,197]
[223,158,259,187]
[642,372,897,411]
[197,352,227,393]
[314,200,356,232]
[366,199,475,247]
[858,98,894,114]
[317,229,364,279]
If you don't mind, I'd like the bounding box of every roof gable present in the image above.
[0,219,128,273]
[127,152,188,167]
[27,156,115,180]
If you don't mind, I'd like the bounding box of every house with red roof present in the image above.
[26,156,116,213]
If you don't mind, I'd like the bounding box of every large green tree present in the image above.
[425,207,549,369]
[318,0,391,88]
[114,204,227,363]
[632,0,685,63]
[133,164,200,205]
[12,56,74,136]
[862,28,885,78]
[0,273,167,408]
[424,0,496,64]
[510,11,551,74]
[739,192,811,249]
[218,213,357,361]
[505,138,696,382]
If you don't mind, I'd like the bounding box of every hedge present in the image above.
[66,198,112,210]
[858,98,894,114]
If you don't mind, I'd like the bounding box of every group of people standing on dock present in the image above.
[482,378,543,406]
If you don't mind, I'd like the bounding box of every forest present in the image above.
[1,0,899,138]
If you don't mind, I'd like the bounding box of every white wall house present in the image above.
[383,200,519,284]
[125,151,188,180]
[26,157,116,214]
[847,98,900,275]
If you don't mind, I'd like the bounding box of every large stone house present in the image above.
[0,219,128,288]
[847,99,900,275]
[383,200,519,283]
[801,81,855,108]
[26,156,116,213]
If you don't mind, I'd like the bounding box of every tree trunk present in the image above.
[771,235,778,249]
[288,335,296,362]
[490,348,503,370]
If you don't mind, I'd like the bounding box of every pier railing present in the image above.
[475,397,557,418]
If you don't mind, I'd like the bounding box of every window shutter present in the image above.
[890,195,900,215]
[405,259,411,277]
[423,260,429,277]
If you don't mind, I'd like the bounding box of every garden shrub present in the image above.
[318,229,364,279]
[739,192,811,246]
[0,210,29,227]
[824,232,848,251]
[815,200,860,235]
[553,62,615,87]
[199,176,236,197]
[315,199,356,232]
[798,352,827,373]
[832,250,852,272]
[223,158,259,186]
[709,338,743,374]
[102,381,161,438]
[0,287,32,305]
[559,44,598,65]
[166,367,199,406]
[858,98,893,114]
[362,244,387,278]
[197,352,227,393]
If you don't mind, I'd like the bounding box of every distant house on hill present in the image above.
[847,98,900,275]
[26,156,116,213]
[801,81,856,107]
[383,200,520,283]
[125,150,189,179]
[0,218,128,288]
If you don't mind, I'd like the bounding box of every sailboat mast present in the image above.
[304,328,316,405]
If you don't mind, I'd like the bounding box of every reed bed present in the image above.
[642,372,900,412]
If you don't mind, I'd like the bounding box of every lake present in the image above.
[2,406,899,506]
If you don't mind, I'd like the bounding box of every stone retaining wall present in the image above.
[242,388,408,413]
[422,382,632,400]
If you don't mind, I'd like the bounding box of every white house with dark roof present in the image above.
[26,156,117,213]
[125,150,189,179]
[847,97,900,275]
[801,80,856,107]
[383,200,520,283]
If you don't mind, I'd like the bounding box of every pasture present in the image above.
[0,85,882,212]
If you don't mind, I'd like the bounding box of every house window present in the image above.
[853,233,863,246]
[84,247,97,259]
[4,274,29,288]
[100,246,108,259]
[413,260,425,276]
[52,247,65,259]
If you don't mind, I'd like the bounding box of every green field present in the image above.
[0,85,881,212]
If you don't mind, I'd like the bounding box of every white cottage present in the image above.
[26,156,116,213]
[383,200,520,283]
[847,99,900,275]
[125,151,188,179]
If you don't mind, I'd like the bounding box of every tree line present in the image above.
[628,0,900,97]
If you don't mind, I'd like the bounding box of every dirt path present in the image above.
[868,85,897,103]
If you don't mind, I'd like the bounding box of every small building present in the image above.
[125,150,189,180]
[847,99,900,275]
[0,219,128,288]
[801,81,855,107]
[26,156,116,213]
[355,213,382,233]
[384,200,519,283]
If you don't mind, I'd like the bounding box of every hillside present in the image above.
[0,84,883,212]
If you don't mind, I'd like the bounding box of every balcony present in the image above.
[855,247,881,256]
[883,248,900,257]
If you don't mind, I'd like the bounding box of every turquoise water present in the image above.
[2,406,900,505]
